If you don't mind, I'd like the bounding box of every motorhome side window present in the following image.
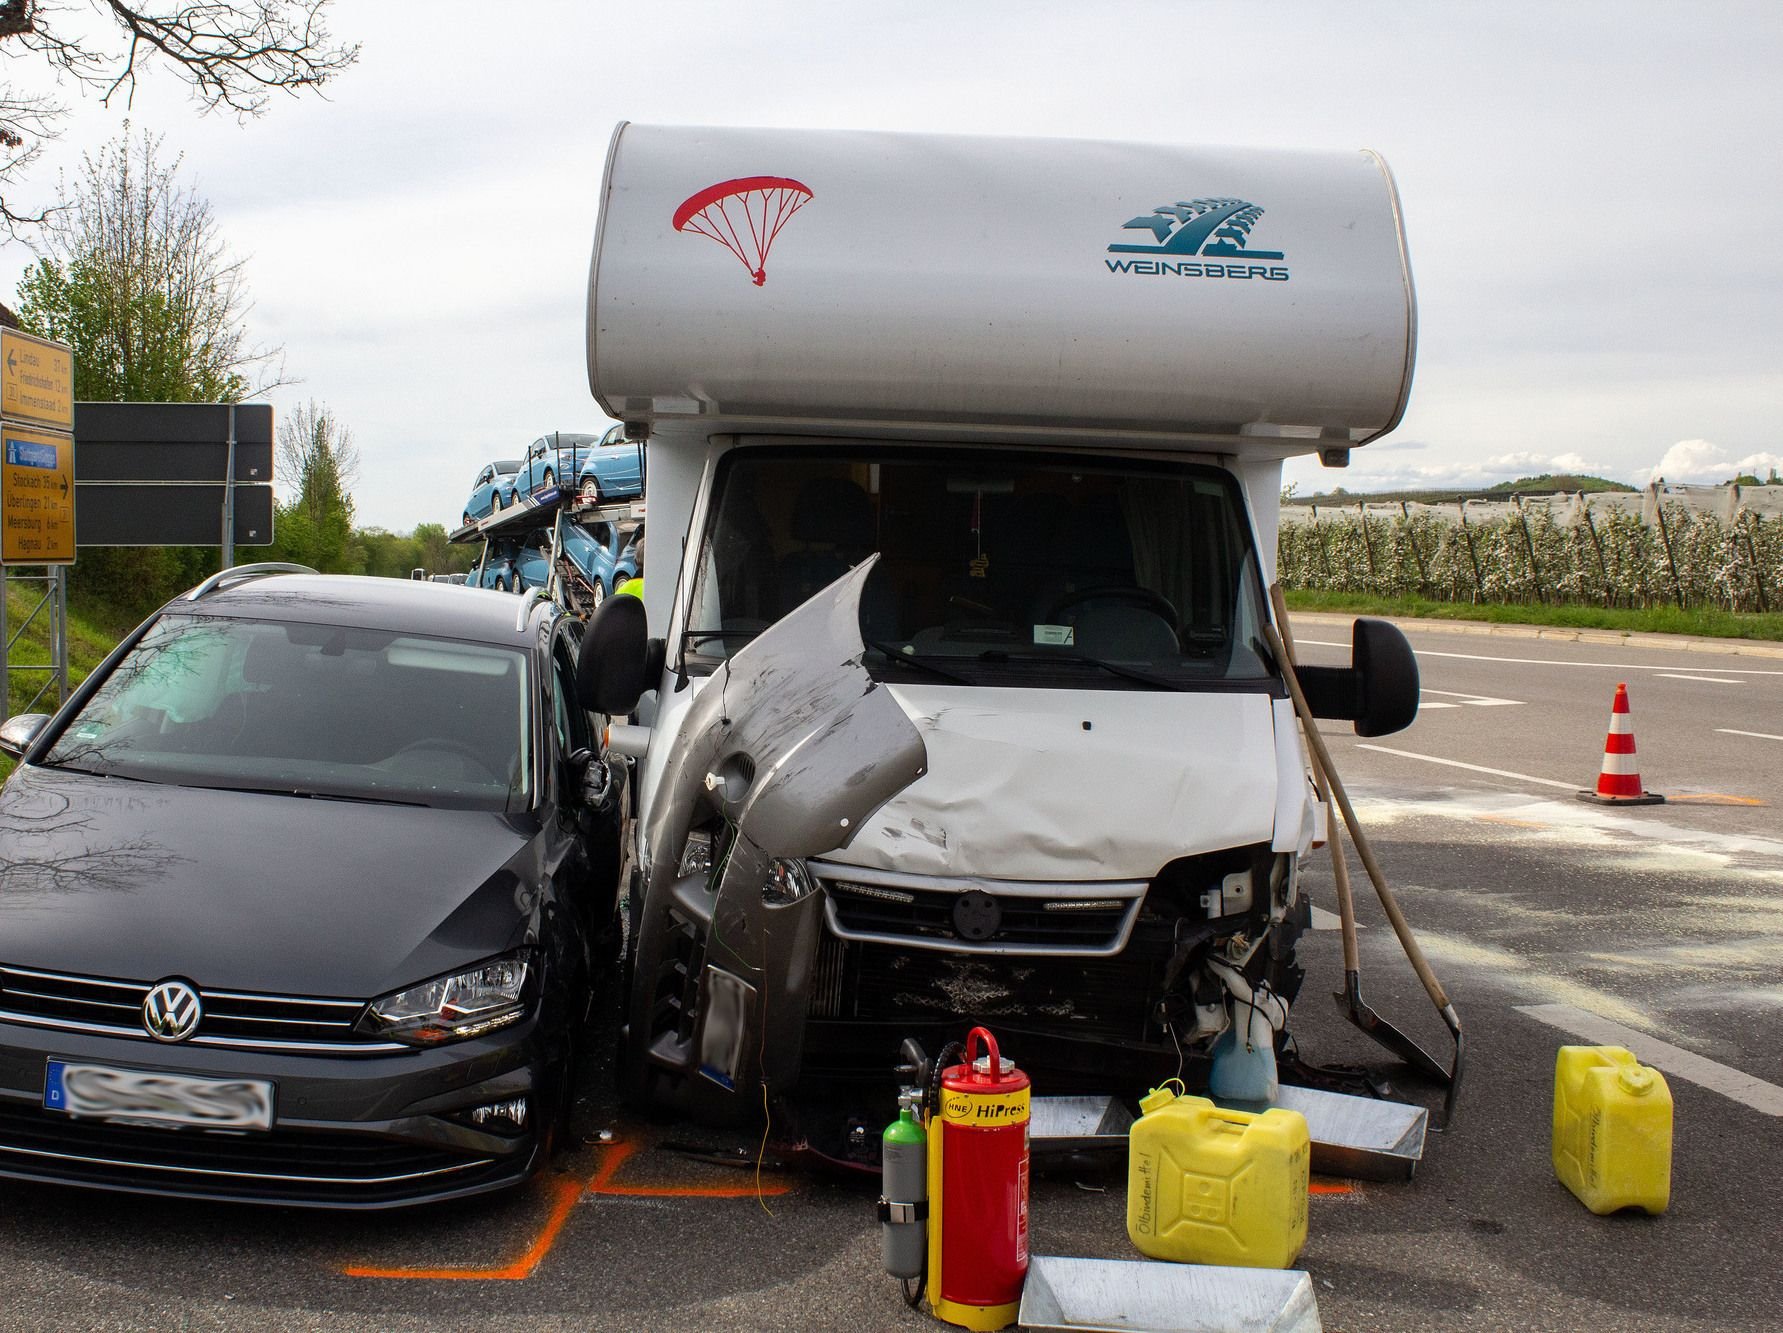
[684,449,1273,688]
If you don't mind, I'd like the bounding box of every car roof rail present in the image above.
[515,584,553,632]
[184,562,319,601]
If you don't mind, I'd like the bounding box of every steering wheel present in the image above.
[1044,585,1179,625]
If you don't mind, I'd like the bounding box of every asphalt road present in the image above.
[2,615,1780,1331]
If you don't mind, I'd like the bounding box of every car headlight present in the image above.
[358,953,532,1046]
[762,857,816,906]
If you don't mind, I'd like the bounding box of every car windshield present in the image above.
[684,447,1273,690]
[40,614,531,811]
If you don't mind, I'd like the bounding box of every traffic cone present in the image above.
[1578,682,1664,805]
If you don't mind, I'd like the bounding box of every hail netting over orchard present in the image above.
[1278,483,1783,612]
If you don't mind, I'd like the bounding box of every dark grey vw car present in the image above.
[0,567,619,1207]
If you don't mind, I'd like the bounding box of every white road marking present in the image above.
[1718,728,1783,742]
[1656,673,1743,684]
[1418,701,1460,710]
[1293,639,1349,648]
[1422,688,1523,706]
[1355,744,1580,791]
[1515,1003,1783,1117]
[1394,646,1783,676]
[1309,904,1365,931]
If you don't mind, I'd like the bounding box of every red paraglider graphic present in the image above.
[672,176,813,286]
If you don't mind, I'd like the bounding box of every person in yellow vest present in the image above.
[614,527,644,599]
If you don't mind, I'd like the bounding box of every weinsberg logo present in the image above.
[1106,197,1289,283]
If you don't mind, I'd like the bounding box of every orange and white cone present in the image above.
[1578,682,1664,805]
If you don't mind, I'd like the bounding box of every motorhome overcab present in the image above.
[576,125,1421,1123]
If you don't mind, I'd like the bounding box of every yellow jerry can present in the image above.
[1126,1084,1310,1269]
[1552,1045,1672,1215]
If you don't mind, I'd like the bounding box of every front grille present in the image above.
[0,964,400,1054]
[0,1102,509,1206]
[806,928,1170,1043]
[812,862,1145,956]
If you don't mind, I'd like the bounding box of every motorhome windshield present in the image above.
[685,448,1273,689]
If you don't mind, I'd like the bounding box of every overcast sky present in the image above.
[4,0,1780,530]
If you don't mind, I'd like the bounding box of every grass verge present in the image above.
[4,583,121,781]
[1282,589,1783,642]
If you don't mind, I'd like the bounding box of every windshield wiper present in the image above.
[981,650,1191,692]
[227,785,430,807]
[863,641,975,685]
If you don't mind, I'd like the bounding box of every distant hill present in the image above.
[1293,473,1638,506]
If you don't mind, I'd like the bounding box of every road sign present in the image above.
[75,482,273,547]
[71,401,275,550]
[73,403,273,480]
[2,425,76,564]
[1,329,74,430]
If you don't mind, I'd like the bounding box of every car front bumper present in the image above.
[0,1017,550,1209]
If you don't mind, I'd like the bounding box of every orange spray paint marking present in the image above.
[342,1174,584,1281]
[1308,1179,1356,1196]
[342,1140,794,1281]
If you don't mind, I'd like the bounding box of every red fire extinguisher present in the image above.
[926,1026,1030,1331]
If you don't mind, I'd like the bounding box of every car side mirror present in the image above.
[575,595,664,716]
[1293,618,1419,737]
[0,713,52,760]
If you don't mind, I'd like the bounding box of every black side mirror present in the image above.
[1293,618,1419,737]
[575,595,664,715]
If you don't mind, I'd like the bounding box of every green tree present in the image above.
[12,126,284,624]
[16,127,281,400]
[266,400,362,573]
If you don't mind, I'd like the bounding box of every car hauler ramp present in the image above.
[587,124,1415,452]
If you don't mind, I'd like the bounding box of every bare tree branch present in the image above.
[0,1,357,238]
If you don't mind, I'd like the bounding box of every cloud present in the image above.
[1645,439,1783,485]
[1290,449,1613,496]
[1485,451,1551,471]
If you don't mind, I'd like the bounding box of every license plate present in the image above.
[44,1060,274,1132]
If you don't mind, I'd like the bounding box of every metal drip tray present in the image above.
[1268,1084,1427,1181]
[1029,1095,1134,1152]
[1020,1256,1323,1333]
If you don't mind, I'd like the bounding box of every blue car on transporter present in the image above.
[460,459,523,528]
[477,522,639,605]
[513,429,645,508]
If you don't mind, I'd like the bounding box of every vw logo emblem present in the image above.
[142,980,203,1042]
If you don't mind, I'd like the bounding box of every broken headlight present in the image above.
[762,857,816,905]
[358,953,531,1046]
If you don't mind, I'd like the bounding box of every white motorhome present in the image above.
[575,124,1421,1122]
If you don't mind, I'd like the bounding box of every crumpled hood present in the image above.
[841,685,1281,881]
[0,766,535,997]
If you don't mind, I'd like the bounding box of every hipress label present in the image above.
[940,1086,1031,1125]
